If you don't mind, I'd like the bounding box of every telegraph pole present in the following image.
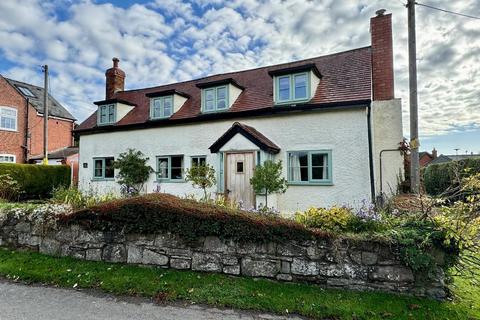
[407,0,420,193]
[42,65,49,165]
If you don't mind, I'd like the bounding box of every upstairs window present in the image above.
[275,72,309,103]
[151,95,173,119]
[0,107,17,131]
[98,104,115,125]
[93,157,115,179]
[16,86,36,97]
[202,86,228,112]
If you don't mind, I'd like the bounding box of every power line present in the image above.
[415,2,480,20]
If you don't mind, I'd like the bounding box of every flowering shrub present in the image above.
[0,173,22,201]
[294,206,353,232]
[52,186,118,209]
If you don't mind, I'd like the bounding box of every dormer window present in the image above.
[94,98,135,126]
[151,95,173,119]
[203,86,228,112]
[98,104,116,125]
[269,63,321,105]
[196,78,244,113]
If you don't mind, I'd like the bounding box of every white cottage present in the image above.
[76,11,404,212]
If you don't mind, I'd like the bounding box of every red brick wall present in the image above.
[28,111,74,157]
[370,13,395,101]
[0,75,74,163]
[0,76,27,163]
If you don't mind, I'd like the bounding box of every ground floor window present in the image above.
[191,156,206,167]
[93,157,115,179]
[0,154,15,163]
[157,155,184,181]
[287,150,332,184]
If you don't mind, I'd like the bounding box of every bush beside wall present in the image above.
[424,158,480,196]
[0,164,70,199]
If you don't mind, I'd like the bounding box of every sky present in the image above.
[0,0,478,155]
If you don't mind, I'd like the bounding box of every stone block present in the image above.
[281,261,291,274]
[241,258,279,278]
[255,242,276,254]
[204,236,227,252]
[40,238,61,255]
[291,258,318,276]
[102,244,126,263]
[361,252,378,265]
[86,248,102,261]
[236,242,256,255]
[18,233,40,246]
[14,222,31,233]
[167,248,192,256]
[223,265,240,275]
[369,266,414,283]
[222,256,238,266]
[154,233,184,248]
[170,257,191,270]
[142,249,169,265]
[276,274,292,281]
[127,245,143,264]
[126,234,155,246]
[192,253,222,272]
[277,243,306,256]
[318,264,344,278]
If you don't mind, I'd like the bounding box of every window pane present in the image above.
[288,152,309,182]
[153,99,162,118]
[192,156,206,166]
[236,161,244,173]
[217,99,227,109]
[104,157,115,178]
[94,159,103,177]
[294,74,307,99]
[311,153,326,166]
[163,97,173,117]
[217,87,226,100]
[171,156,184,180]
[157,158,169,179]
[108,105,115,123]
[100,106,107,123]
[278,76,290,101]
[205,89,215,111]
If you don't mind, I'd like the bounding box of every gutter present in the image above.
[366,103,376,203]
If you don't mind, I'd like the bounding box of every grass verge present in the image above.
[0,248,478,319]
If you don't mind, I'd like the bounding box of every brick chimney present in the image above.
[432,148,438,159]
[370,9,394,101]
[105,57,125,99]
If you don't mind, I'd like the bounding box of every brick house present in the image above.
[0,76,76,164]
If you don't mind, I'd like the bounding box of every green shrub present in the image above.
[0,163,70,199]
[185,163,216,201]
[424,158,480,196]
[52,186,118,209]
[0,173,22,201]
[60,193,317,243]
[294,206,354,232]
[113,149,153,196]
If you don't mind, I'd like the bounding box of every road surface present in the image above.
[0,280,305,320]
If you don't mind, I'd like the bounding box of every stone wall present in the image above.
[0,212,446,299]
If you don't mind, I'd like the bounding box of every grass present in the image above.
[0,248,478,319]
[0,200,45,212]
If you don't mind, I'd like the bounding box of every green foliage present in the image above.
[0,173,22,201]
[0,248,479,319]
[60,193,315,243]
[51,186,118,209]
[0,163,70,199]
[424,158,480,196]
[113,149,153,196]
[250,160,287,207]
[185,163,216,200]
[295,206,353,232]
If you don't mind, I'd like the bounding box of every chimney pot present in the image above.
[112,57,119,68]
[105,57,125,99]
[376,9,386,16]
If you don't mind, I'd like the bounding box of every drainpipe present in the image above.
[366,103,375,203]
[379,148,401,196]
[23,98,29,162]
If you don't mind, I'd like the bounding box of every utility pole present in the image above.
[407,0,420,193]
[42,65,49,165]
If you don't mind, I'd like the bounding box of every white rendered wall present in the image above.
[79,108,372,212]
[116,102,134,121]
[371,99,404,198]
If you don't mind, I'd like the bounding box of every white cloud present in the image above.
[0,0,478,139]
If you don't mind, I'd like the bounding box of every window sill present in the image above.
[201,108,230,114]
[97,122,116,126]
[274,99,311,106]
[91,178,115,182]
[0,128,18,132]
[287,181,333,186]
[156,179,186,183]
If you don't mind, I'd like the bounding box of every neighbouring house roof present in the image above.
[76,46,372,134]
[209,122,280,154]
[429,154,480,166]
[29,146,79,160]
[5,77,76,121]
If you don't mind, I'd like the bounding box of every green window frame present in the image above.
[287,150,332,185]
[191,155,207,167]
[275,72,310,104]
[93,157,115,180]
[150,95,174,119]
[98,104,116,125]
[157,155,184,181]
[202,86,229,112]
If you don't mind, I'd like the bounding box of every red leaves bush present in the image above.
[59,193,319,243]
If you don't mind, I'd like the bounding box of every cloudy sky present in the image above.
[0,0,478,154]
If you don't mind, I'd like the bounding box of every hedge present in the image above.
[424,158,480,196]
[60,193,325,243]
[0,163,70,199]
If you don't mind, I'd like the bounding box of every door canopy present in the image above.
[209,122,280,154]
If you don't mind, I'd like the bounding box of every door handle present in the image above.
[226,189,231,194]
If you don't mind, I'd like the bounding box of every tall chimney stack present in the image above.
[432,148,438,159]
[370,10,394,101]
[105,57,125,99]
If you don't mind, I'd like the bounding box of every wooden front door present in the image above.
[225,152,255,209]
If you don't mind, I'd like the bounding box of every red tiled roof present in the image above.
[77,47,372,132]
